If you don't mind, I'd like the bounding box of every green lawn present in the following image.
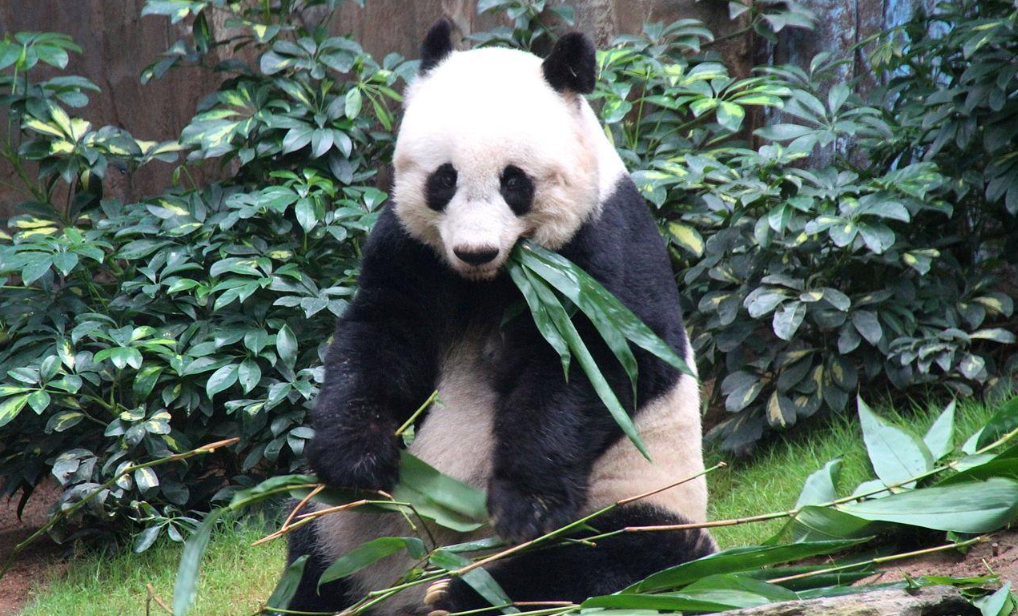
[705,397,998,547]
[19,518,286,616]
[19,397,999,615]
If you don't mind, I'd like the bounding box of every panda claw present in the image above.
[427,611,451,616]
[424,578,451,606]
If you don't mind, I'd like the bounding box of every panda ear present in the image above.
[420,18,455,73]
[542,32,597,94]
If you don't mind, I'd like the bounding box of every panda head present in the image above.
[393,19,603,280]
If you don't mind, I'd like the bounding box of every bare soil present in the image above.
[0,482,64,616]
[865,531,1018,586]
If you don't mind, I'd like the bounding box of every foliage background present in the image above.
[0,0,1016,549]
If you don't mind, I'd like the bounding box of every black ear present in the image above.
[421,18,454,73]
[542,32,597,94]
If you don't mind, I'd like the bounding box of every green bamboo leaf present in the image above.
[974,582,1013,616]
[518,241,693,377]
[522,268,650,460]
[430,550,519,614]
[318,537,425,588]
[795,458,841,508]
[173,508,225,615]
[857,396,933,487]
[923,400,956,461]
[781,506,877,543]
[522,261,639,403]
[392,452,488,532]
[229,474,320,510]
[624,540,864,593]
[507,264,570,378]
[266,555,309,610]
[976,396,1018,450]
[837,478,1018,533]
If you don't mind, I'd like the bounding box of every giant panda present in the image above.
[285,18,716,615]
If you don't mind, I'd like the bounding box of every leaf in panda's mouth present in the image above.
[505,239,696,461]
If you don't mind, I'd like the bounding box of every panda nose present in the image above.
[454,246,500,266]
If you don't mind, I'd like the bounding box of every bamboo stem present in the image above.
[767,536,987,584]
[395,390,439,437]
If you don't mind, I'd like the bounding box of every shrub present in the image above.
[0,4,409,547]
[600,2,1018,451]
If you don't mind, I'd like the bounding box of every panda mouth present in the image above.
[458,263,502,281]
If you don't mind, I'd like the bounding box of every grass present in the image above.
[18,396,1002,615]
[705,397,999,547]
[19,517,286,616]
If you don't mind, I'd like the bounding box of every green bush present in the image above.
[0,2,409,547]
[605,1,1018,450]
[0,0,1016,547]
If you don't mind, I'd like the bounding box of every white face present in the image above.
[393,47,601,280]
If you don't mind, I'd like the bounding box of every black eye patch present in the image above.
[500,165,534,216]
[426,163,457,212]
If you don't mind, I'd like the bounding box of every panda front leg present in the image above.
[426,504,717,613]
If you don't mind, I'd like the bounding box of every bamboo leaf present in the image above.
[507,264,570,378]
[518,241,692,376]
[624,540,864,593]
[267,555,309,610]
[318,537,425,588]
[837,478,1018,533]
[430,550,519,614]
[857,396,933,487]
[391,452,488,532]
[795,458,841,508]
[923,400,956,461]
[172,508,225,615]
[522,267,650,460]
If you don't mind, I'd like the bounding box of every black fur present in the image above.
[421,18,454,73]
[542,32,597,94]
[426,162,458,212]
[293,175,696,608]
[305,174,687,525]
[433,505,716,611]
[500,164,534,216]
[285,514,355,613]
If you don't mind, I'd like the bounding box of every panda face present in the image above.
[392,47,601,280]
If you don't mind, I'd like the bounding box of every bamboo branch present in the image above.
[395,390,439,437]
[766,535,988,584]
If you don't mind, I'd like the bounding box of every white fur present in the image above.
[392,47,626,279]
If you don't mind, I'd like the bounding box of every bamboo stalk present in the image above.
[395,390,440,437]
[766,536,987,584]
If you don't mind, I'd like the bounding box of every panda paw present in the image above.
[424,578,482,616]
[306,426,400,492]
[487,476,579,544]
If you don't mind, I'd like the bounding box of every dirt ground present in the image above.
[868,531,1018,586]
[0,482,64,616]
